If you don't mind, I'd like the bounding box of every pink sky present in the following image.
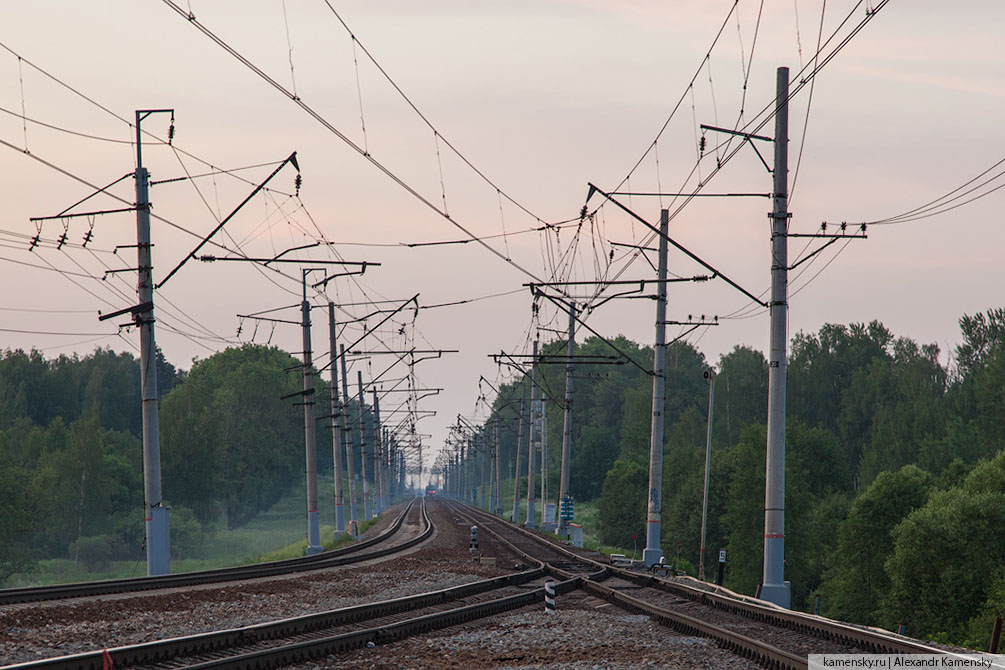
[1,0,1003,474]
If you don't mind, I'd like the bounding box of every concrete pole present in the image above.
[558,302,575,533]
[383,426,390,506]
[643,209,669,567]
[451,451,457,498]
[339,344,357,524]
[762,65,791,609]
[300,284,322,555]
[398,441,405,497]
[372,389,383,514]
[511,392,525,522]
[525,340,538,529]
[540,398,548,529]
[357,371,371,519]
[494,418,502,515]
[134,111,169,576]
[460,442,467,502]
[371,389,381,510]
[480,438,488,510]
[699,369,717,580]
[328,304,345,536]
[466,441,474,503]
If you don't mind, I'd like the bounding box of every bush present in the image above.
[70,535,115,572]
[170,505,204,559]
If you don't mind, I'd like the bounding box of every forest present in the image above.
[476,307,1005,647]
[1,307,1003,648]
[0,344,338,578]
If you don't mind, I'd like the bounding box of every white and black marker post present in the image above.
[544,579,556,613]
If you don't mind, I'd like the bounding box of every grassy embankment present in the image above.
[9,475,384,586]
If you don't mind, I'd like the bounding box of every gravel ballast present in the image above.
[290,600,761,670]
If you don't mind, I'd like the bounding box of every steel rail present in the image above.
[442,499,606,582]
[176,580,581,670]
[2,501,573,670]
[449,501,803,667]
[448,500,954,664]
[580,579,806,669]
[607,570,954,656]
[0,500,420,606]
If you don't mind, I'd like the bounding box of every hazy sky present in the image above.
[2,1,1003,475]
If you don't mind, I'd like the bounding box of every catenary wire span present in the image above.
[159,0,562,289]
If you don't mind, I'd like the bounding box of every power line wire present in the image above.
[159,0,557,287]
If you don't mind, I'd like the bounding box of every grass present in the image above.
[254,517,381,562]
[7,474,389,587]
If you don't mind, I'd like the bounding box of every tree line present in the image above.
[0,343,384,580]
[480,308,1005,647]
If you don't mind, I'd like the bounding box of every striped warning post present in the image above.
[469,526,479,554]
[544,579,556,614]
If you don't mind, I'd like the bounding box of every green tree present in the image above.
[713,345,767,447]
[720,424,766,595]
[0,458,35,582]
[659,406,708,566]
[883,453,1005,638]
[788,322,893,438]
[719,421,847,607]
[955,307,1005,379]
[846,338,947,485]
[822,465,932,624]
[161,344,303,528]
[571,423,618,500]
[597,458,648,548]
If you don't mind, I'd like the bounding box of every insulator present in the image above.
[167,124,175,144]
[699,136,707,153]
[295,174,303,194]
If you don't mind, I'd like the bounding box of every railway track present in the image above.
[450,500,961,669]
[4,498,967,670]
[2,500,569,670]
[0,499,425,608]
